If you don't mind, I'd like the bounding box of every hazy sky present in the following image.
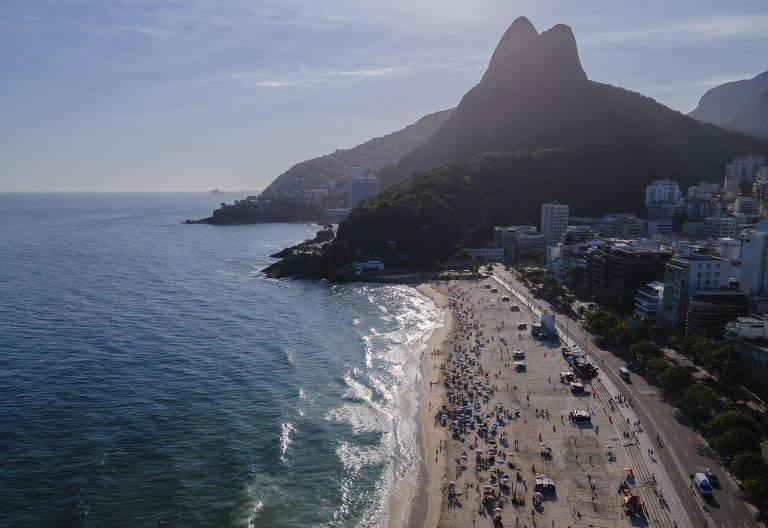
[2,1,767,192]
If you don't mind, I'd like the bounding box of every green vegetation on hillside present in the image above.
[339,138,768,263]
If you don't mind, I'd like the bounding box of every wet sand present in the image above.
[385,283,452,528]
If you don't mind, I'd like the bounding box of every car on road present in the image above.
[705,470,720,488]
[619,367,631,382]
[694,472,713,496]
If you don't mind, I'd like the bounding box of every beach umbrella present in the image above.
[533,492,544,501]
[605,445,613,449]
[496,460,505,464]
[494,507,503,513]
[483,485,493,491]
[476,449,483,454]
[460,455,467,460]
[543,446,552,452]
[449,481,456,487]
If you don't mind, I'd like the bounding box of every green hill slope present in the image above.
[340,146,750,261]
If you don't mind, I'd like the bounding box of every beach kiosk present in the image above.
[534,475,555,494]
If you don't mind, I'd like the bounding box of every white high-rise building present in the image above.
[645,179,681,207]
[346,174,380,208]
[540,201,569,245]
[741,219,768,294]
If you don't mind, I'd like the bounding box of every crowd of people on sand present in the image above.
[432,282,552,527]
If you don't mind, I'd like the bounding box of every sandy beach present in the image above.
[404,277,678,528]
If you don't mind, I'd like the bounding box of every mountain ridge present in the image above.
[261,109,453,198]
[689,70,768,138]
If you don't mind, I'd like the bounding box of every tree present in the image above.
[327,240,350,265]
[705,410,760,440]
[453,249,472,262]
[712,427,760,458]
[526,269,547,289]
[468,259,480,275]
[610,323,633,350]
[700,343,740,379]
[584,310,623,341]
[647,357,669,378]
[744,476,768,508]
[658,365,695,401]
[680,382,724,424]
[731,452,768,480]
[630,339,663,366]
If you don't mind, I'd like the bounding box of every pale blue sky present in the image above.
[2,0,767,192]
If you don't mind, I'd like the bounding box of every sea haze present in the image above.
[0,193,442,527]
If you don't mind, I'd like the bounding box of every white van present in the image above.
[619,367,631,382]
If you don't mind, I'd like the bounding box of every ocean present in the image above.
[0,193,442,527]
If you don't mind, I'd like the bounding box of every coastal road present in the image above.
[490,267,762,528]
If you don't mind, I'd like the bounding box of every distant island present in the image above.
[209,189,225,195]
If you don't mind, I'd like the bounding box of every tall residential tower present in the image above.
[540,201,569,245]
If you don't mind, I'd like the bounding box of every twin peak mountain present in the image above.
[379,16,767,188]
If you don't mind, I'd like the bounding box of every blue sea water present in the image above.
[0,193,442,528]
